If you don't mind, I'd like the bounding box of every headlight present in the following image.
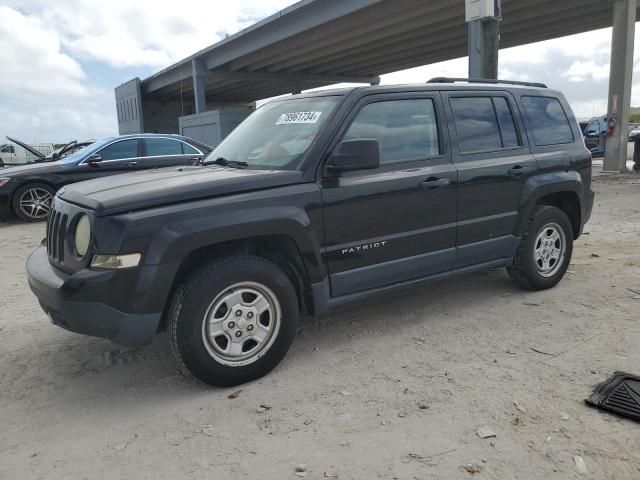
[0,177,11,188]
[91,253,141,269]
[74,214,91,257]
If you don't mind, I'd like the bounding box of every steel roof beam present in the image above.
[141,0,383,94]
[312,3,612,76]
[278,0,602,74]
[343,16,613,77]
[235,0,449,72]
[207,70,378,85]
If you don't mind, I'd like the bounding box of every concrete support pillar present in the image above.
[603,0,636,172]
[468,0,501,79]
[192,58,208,114]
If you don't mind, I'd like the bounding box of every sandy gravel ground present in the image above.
[1,173,639,480]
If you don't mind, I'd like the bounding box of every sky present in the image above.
[1,0,639,143]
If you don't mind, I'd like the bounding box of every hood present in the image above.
[58,165,303,216]
[0,161,64,177]
[6,136,45,159]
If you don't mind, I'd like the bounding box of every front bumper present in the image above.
[27,246,162,347]
[0,192,13,218]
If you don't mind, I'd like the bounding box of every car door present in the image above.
[442,91,536,268]
[583,119,605,155]
[141,137,204,168]
[75,138,145,181]
[321,93,458,297]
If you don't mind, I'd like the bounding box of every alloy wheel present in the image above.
[19,187,53,220]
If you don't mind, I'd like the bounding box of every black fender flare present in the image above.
[145,205,326,284]
[514,171,584,237]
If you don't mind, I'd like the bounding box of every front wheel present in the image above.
[507,206,574,290]
[12,183,55,222]
[168,256,299,387]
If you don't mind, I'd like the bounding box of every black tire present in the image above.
[633,163,640,172]
[168,256,299,387]
[12,183,55,222]
[507,206,573,290]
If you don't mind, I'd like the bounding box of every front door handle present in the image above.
[126,161,139,166]
[420,177,450,190]
[507,165,533,176]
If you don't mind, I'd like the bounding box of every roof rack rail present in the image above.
[427,77,548,88]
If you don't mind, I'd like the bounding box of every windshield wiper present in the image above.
[205,157,248,169]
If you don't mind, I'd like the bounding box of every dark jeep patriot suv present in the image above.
[27,79,594,386]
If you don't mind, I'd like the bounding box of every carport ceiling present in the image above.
[140,0,640,103]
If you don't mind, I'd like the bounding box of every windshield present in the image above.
[205,96,340,169]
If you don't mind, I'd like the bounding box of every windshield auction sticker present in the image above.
[276,111,322,125]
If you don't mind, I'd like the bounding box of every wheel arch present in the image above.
[156,234,315,333]
[516,172,584,239]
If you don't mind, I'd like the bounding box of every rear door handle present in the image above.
[420,177,450,190]
[507,165,533,176]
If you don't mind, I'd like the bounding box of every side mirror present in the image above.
[87,154,102,165]
[327,139,380,173]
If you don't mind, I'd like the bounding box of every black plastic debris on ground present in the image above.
[586,372,640,422]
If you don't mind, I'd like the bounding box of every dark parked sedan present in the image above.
[0,134,212,221]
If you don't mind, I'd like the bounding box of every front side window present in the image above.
[585,120,600,135]
[205,97,339,169]
[98,139,139,161]
[144,138,182,157]
[522,96,574,146]
[343,99,440,165]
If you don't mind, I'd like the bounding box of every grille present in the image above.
[46,209,68,264]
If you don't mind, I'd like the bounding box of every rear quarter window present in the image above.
[522,96,574,146]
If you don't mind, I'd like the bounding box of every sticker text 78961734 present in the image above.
[276,111,322,125]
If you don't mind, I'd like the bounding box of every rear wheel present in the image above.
[12,183,55,222]
[168,256,299,387]
[507,206,573,290]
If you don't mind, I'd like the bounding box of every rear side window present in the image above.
[343,99,440,165]
[182,143,200,155]
[522,96,574,146]
[450,97,522,153]
[144,138,182,156]
[451,97,501,152]
[98,139,139,160]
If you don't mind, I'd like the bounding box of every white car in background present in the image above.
[0,139,54,167]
